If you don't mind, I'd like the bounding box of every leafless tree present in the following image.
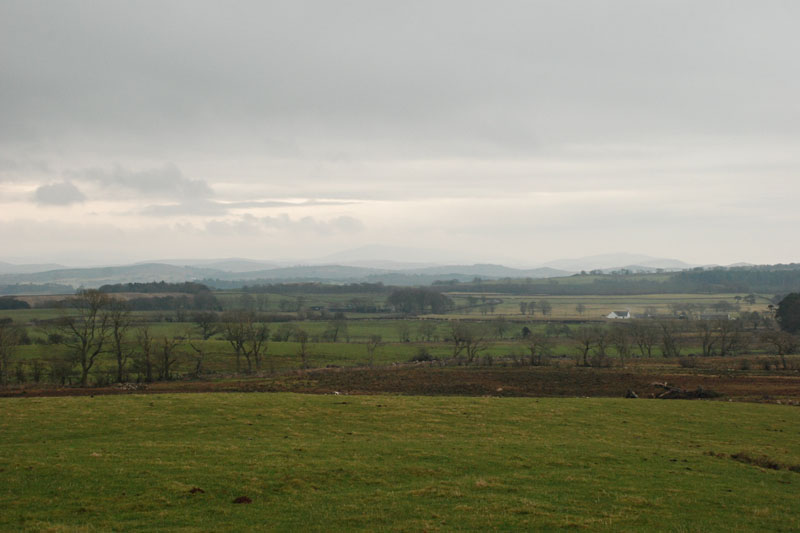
[157,336,182,381]
[761,330,798,369]
[0,319,21,387]
[325,317,348,342]
[366,334,382,366]
[449,321,488,363]
[58,290,112,386]
[192,311,219,340]
[610,324,631,367]
[294,329,310,369]
[418,321,437,342]
[221,311,269,373]
[525,332,552,366]
[659,321,685,358]
[630,321,659,357]
[108,299,132,383]
[716,320,749,357]
[396,322,411,342]
[573,326,597,366]
[136,327,155,383]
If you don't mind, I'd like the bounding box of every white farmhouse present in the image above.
[606,310,631,319]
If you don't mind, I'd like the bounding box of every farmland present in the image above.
[1,278,799,532]
[1,394,799,531]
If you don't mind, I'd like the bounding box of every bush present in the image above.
[408,348,434,362]
[678,357,698,368]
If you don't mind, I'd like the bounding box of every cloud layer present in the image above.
[1,1,799,265]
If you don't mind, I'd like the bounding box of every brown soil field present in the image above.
[3,365,798,404]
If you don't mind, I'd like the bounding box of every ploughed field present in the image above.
[1,393,799,531]
[4,363,800,404]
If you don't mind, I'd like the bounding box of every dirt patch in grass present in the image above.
[706,450,800,473]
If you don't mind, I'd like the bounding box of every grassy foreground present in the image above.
[1,394,798,532]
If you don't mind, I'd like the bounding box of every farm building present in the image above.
[606,310,631,319]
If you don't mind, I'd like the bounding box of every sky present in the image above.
[1,0,798,267]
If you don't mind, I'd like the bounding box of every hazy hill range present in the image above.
[0,261,66,274]
[541,253,694,272]
[0,261,570,291]
[0,263,220,288]
[4,253,785,295]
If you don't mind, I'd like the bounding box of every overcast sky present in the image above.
[1,0,798,266]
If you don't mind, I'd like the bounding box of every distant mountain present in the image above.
[405,264,570,279]
[217,265,392,282]
[138,258,278,272]
[318,244,467,265]
[0,260,573,291]
[0,263,221,288]
[541,253,693,272]
[0,261,66,274]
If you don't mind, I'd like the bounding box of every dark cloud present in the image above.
[33,181,86,206]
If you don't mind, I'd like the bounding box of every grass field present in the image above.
[1,393,798,531]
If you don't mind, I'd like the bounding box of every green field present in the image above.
[1,394,798,531]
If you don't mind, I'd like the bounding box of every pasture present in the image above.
[1,394,798,531]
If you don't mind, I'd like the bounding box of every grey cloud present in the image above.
[78,164,212,200]
[204,214,364,235]
[141,198,358,216]
[33,181,86,205]
[2,1,798,159]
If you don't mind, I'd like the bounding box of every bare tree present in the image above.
[221,311,269,373]
[294,329,310,369]
[366,334,382,366]
[396,322,411,342]
[58,290,112,387]
[575,303,586,317]
[593,327,610,358]
[610,324,631,367]
[630,321,659,357]
[0,319,20,387]
[716,320,749,357]
[246,322,269,372]
[418,321,437,342]
[192,311,219,340]
[573,326,596,366]
[449,321,487,363]
[695,320,718,357]
[525,332,553,366]
[222,312,247,373]
[108,299,132,383]
[325,316,348,342]
[157,336,182,381]
[659,321,685,358]
[492,317,510,339]
[539,300,553,317]
[188,341,207,376]
[135,327,155,383]
[761,330,798,370]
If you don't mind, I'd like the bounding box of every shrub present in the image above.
[408,348,434,362]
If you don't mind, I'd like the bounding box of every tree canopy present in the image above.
[776,293,800,333]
